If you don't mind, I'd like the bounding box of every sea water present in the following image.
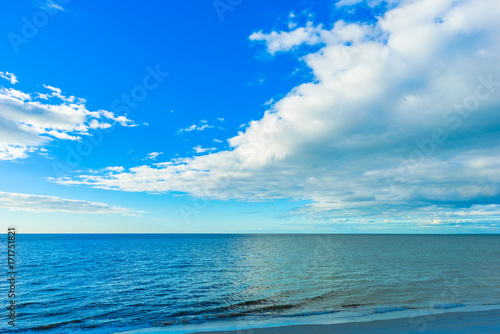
[1,234,499,333]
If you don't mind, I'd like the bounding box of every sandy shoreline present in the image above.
[188,309,500,334]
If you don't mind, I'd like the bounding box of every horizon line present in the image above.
[4,232,500,235]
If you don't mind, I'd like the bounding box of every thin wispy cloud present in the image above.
[34,0,65,12]
[334,0,364,8]
[178,118,225,133]
[179,122,214,133]
[264,98,274,106]
[144,152,163,160]
[193,145,216,153]
[0,191,144,217]
[42,84,80,103]
[248,73,266,86]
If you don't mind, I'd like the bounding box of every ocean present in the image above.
[2,234,499,333]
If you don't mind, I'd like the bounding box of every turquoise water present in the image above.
[1,234,499,333]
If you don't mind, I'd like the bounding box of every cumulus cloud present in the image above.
[54,0,500,228]
[0,191,144,216]
[0,75,136,161]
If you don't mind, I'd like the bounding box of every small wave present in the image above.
[31,319,83,331]
[342,303,366,308]
[375,306,408,314]
[433,303,465,310]
[158,302,300,327]
[282,310,339,317]
[229,302,299,315]
[159,318,197,326]
[222,297,270,309]
[170,297,271,318]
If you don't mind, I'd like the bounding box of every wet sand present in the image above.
[190,309,500,334]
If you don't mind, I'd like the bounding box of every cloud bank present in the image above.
[54,0,500,227]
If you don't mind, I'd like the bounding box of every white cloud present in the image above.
[145,152,163,160]
[105,166,125,172]
[264,98,275,106]
[99,110,136,127]
[0,74,136,161]
[0,72,18,85]
[249,22,322,55]
[89,119,112,129]
[0,191,144,216]
[55,0,500,227]
[179,121,215,133]
[335,0,364,8]
[335,0,404,9]
[193,145,216,153]
[0,88,31,101]
[44,0,64,11]
[35,0,65,12]
[42,84,81,103]
[249,20,369,54]
[43,84,62,94]
[0,144,33,161]
[43,130,81,141]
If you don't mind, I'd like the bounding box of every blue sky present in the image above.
[1,0,500,233]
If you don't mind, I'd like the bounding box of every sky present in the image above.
[1,0,500,233]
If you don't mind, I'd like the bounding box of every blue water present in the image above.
[1,234,499,333]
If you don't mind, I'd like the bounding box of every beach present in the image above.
[189,309,500,334]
